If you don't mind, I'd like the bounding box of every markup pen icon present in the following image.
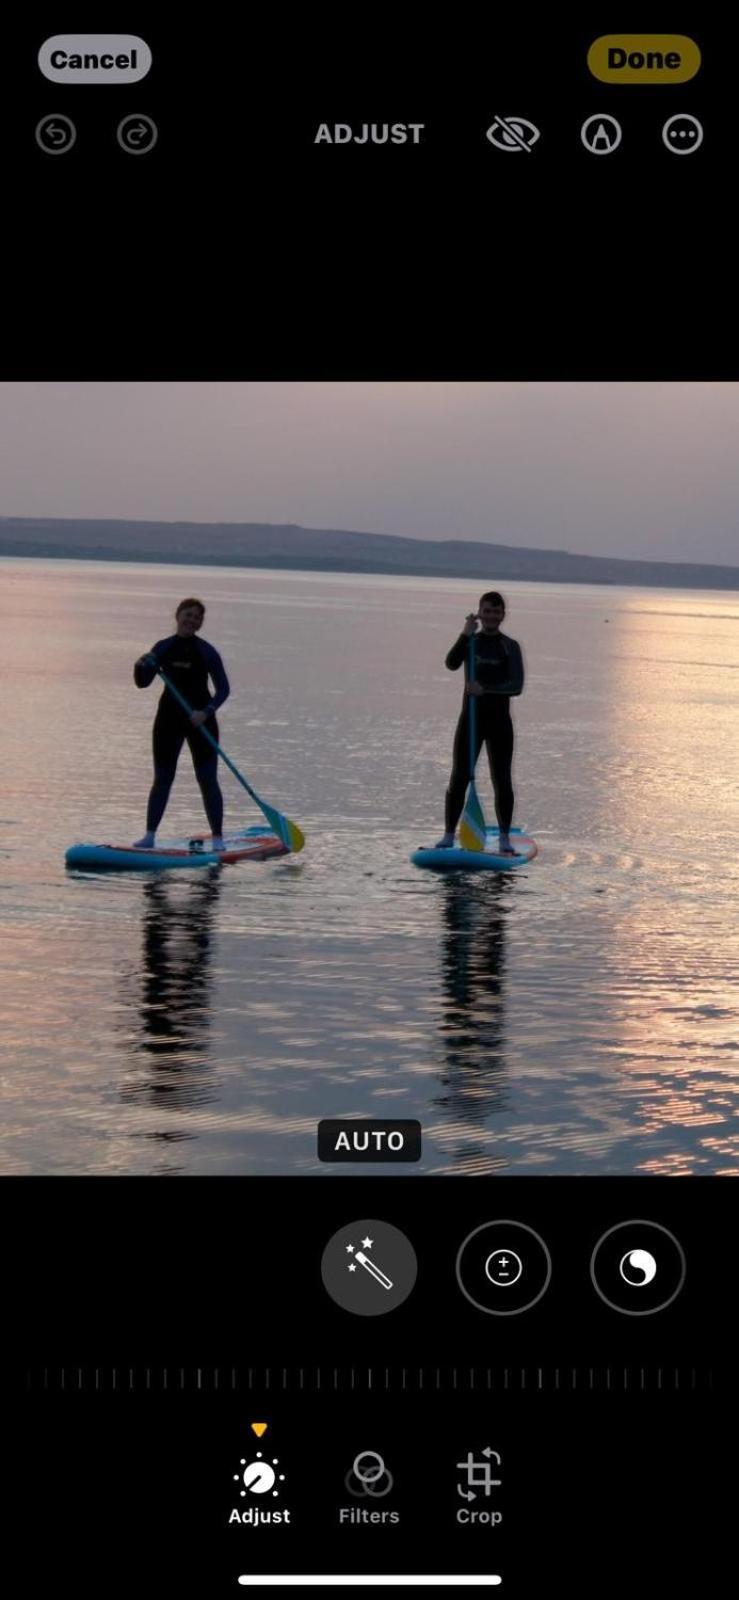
[581,114,622,154]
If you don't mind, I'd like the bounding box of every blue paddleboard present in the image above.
[65,825,288,872]
[411,826,538,872]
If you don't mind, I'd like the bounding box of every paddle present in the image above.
[458,633,487,852]
[157,669,305,853]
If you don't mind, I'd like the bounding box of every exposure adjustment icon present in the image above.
[485,1249,523,1288]
[456,1220,552,1315]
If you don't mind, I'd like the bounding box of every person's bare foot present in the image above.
[435,832,455,849]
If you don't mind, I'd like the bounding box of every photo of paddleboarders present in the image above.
[2,381,739,1177]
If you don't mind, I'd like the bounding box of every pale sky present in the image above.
[1,381,738,563]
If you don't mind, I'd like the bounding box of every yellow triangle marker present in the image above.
[250,1422,268,1438]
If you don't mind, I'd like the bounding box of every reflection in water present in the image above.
[433,875,511,1131]
[119,873,222,1117]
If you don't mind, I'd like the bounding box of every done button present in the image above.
[588,35,701,84]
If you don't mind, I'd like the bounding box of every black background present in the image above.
[2,18,734,375]
[3,17,737,1597]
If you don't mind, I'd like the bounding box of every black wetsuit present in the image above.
[444,630,524,834]
[134,635,230,836]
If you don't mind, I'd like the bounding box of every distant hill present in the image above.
[2,516,739,591]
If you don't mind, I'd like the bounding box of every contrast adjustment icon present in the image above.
[35,114,77,155]
[591,1220,686,1314]
[486,116,540,153]
[619,1249,657,1286]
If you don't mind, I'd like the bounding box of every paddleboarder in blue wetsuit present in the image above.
[436,591,524,853]
[132,598,230,850]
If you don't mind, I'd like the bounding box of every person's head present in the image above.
[175,598,205,636]
[478,591,506,632]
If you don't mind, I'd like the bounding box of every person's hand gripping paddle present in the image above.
[158,669,306,853]
[458,633,487,852]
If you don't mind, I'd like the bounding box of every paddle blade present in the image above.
[262,801,306,854]
[458,782,487,852]
[283,818,306,853]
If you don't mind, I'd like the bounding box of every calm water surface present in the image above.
[3,559,739,1175]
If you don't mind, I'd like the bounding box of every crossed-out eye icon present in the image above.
[486,116,540,152]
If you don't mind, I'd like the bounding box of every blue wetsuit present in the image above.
[134,635,230,836]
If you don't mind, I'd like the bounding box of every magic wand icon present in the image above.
[354,1252,393,1290]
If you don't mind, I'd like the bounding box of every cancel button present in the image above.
[39,35,152,84]
[318,1119,422,1162]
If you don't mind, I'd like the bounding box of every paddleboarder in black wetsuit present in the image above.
[132,598,230,850]
[436,591,524,853]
